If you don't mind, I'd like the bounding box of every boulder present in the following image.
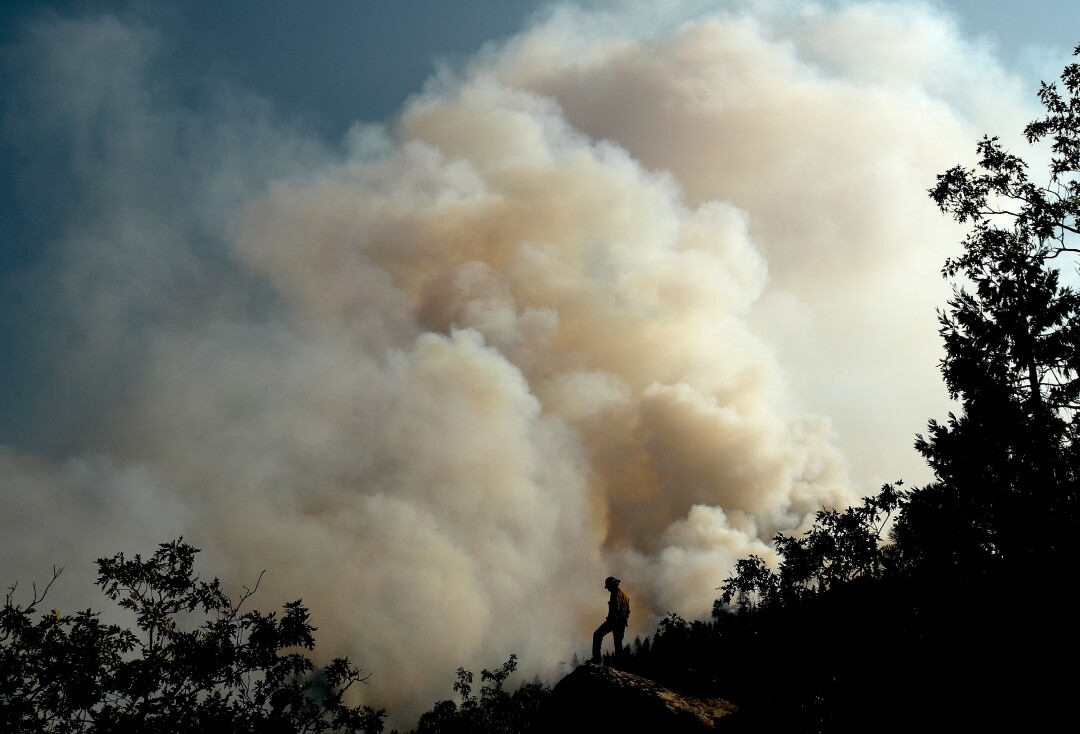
[537,663,737,733]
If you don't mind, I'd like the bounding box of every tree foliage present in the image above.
[0,538,385,734]
[410,655,549,734]
[897,44,1080,571]
[716,482,906,611]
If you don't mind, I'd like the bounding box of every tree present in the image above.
[895,44,1080,573]
[716,482,907,611]
[410,655,549,734]
[0,538,385,734]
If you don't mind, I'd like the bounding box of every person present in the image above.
[591,576,630,664]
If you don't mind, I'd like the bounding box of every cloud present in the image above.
[0,1,1041,726]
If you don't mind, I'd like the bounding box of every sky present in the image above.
[1,0,1078,727]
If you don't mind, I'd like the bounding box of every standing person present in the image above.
[591,576,630,664]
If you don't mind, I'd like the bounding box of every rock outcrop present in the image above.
[537,663,737,733]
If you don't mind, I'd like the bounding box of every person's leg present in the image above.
[613,624,625,659]
[592,620,613,663]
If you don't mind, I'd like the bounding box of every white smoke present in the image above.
[0,1,1050,727]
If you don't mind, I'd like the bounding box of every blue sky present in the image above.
[1,0,1078,725]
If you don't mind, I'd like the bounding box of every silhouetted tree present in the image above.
[894,45,1080,575]
[0,538,384,733]
[717,482,907,612]
[410,655,548,734]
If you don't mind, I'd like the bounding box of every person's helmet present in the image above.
[605,576,620,588]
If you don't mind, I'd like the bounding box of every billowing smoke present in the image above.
[0,1,1047,726]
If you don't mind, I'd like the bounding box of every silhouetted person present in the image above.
[591,576,630,664]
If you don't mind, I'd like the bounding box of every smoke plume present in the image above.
[0,1,1046,726]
